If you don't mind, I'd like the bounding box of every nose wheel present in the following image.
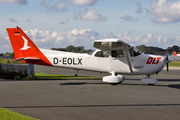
[141,75,157,85]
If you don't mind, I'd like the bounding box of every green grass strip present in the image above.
[0,108,37,120]
[165,61,180,67]
[168,61,180,67]
[35,73,102,80]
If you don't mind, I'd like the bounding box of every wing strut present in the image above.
[124,44,133,73]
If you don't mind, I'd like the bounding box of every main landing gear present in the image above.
[110,81,123,85]
[102,72,125,85]
[141,75,157,85]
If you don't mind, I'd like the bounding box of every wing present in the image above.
[93,39,132,51]
[15,57,41,61]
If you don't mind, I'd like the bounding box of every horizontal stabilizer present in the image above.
[15,57,41,61]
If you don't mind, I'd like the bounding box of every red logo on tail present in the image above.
[20,36,31,50]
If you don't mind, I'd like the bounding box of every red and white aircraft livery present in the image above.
[6,27,173,85]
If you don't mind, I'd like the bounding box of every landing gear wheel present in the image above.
[147,84,154,86]
[141,75,157,85]
[111,83,117,85]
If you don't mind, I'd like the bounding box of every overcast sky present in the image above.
[1,0,180,53]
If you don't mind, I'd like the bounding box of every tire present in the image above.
[111,83,117,85]
[147,84,154,86]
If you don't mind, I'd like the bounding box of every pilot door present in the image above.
[110,50,132,73]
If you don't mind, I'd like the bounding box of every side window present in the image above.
[103,51,109,57]
[95,51,109,57]
[95,51,103,57]
[112,50,126,57]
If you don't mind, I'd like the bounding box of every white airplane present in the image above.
[7,27,173,85]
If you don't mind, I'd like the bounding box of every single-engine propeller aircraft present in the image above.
[7,27,173,85]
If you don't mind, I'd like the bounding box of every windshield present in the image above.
[134,47,142,54]
[129,47,142,57]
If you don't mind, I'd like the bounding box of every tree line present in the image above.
[136,45,180,54]
[0,52,14,57]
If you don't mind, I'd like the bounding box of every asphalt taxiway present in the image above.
[0,66,180,120]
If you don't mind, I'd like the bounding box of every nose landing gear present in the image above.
[141,75,157,85]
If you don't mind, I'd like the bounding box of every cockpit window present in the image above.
[95,51,109,57]
[95,51,103,57]
[129,47,142,57]
[111,50,126,57]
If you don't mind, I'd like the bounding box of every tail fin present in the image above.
[6,27,52,66]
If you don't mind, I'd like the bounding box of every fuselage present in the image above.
[40,48,166,75]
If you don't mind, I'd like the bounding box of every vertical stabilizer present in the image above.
[6,27,52,66]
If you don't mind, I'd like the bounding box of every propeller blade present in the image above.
[166,49,168,60]
[166,49,169,72]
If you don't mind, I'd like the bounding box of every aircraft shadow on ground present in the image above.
[168,84,180,89]
[122,79,180,89]
[157,79,180,82]
[122,83,180,89]
[59,79,180,89]
[4,103,180,109]
[126,78,180,82]
[60,82,88,85]
[59,82,105,85]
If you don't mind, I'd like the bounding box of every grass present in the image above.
[167,61,180,67]
[35,73,102,80]
[0,108,37,120]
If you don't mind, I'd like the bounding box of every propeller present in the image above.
[166,49,169,72]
